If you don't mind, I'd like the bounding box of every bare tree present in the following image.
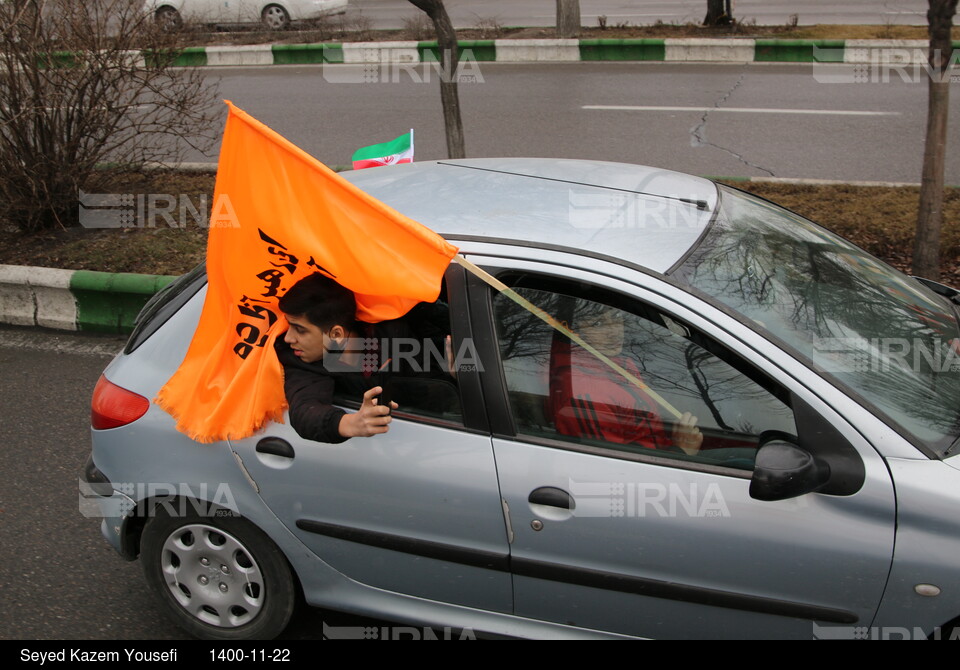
[556,0,581,38]
[912,0,958,280]
[704,0,733,26]
[407,0,465,159]
[0,0,219,232]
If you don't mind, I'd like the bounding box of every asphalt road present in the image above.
[0,325,385,641]
[197,62,960,184]
[346,0,932,29]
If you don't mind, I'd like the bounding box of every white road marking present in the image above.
[583,105,900,116]
[533,14,686,18]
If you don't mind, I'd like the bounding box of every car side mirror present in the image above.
[749,441,831,502]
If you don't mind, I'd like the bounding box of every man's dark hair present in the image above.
[279,273,357,331]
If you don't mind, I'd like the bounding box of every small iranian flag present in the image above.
[352,130,415,170]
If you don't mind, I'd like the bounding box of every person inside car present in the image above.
[276,272,455,443]
[548,303,703,455]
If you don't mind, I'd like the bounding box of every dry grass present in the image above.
[0,171,214,276]
[721,182,960,284]
[167,23,932,47]
[783,25,929,40]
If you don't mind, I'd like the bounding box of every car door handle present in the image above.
[256,438,295,459]
[529,487,573,510]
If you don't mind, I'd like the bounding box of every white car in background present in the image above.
[145,0,349,30]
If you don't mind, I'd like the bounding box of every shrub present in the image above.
[0,0,219,232]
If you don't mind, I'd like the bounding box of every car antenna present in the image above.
[438,162,710,210]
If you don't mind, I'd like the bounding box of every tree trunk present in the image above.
[912,0,958,280]
[407,0,465,159]
[556,0,581,38]
[703,0,732,26]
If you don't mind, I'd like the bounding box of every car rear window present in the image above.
[124,264,207,354]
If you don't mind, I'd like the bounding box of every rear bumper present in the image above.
[79,455,138,560]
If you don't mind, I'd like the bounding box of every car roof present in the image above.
[341,158,719,274]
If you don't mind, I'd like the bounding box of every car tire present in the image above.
[140,503,296,640]
[261,5,291,30]
[154,6,183,32]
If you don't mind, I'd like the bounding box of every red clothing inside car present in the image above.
[548,341,671,450]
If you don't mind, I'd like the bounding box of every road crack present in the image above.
[690,70,775,177]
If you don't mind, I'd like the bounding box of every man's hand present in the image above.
[673,412,703,455]
[338,386,399,438]
[445,334,457,379]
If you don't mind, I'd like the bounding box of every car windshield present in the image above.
[674,185,960,456]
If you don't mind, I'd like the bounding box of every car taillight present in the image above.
[91,375,150,430]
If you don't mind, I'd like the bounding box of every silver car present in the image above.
[84,158,960,640]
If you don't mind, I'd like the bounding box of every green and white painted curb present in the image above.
[158,38,958,67]
[0,265,175,333]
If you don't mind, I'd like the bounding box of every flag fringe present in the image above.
[154,388,288,445]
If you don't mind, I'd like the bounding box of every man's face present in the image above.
[283,314,331,364]
[579,307,625,357]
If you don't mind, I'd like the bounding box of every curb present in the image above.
[0,265,176,334]
[159,38,959,67]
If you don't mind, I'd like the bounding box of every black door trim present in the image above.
[296,518,858,624]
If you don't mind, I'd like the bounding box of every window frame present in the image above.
[470,265,802,479]
[330,262,489,434]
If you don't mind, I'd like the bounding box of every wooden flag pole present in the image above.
[454,255,683,420]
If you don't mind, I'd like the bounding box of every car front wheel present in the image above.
[140,504,296,640]
[261,5,291,30]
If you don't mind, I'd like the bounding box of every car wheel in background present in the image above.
[141,504,296,640]
[261,5,291,30]
[154,6,183,31]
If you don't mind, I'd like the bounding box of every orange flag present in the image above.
[154,101,459,443]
